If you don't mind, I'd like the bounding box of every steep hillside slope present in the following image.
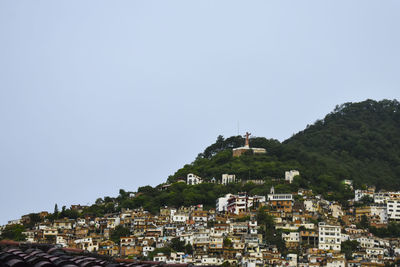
[169,99,400,191]
[284,99,400,189]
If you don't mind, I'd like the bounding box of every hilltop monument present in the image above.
[232,132,267,157]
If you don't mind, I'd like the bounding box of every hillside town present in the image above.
[2,170,400,267]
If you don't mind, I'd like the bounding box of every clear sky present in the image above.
[0,1,399,224]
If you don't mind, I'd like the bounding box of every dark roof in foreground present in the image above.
[0,240,219,267]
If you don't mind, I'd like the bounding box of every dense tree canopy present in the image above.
[110,225,131,244]
[285,99,400,190]
[168,99,400,193]
[0,224,26,241]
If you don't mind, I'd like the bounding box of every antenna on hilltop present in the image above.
[237,121,240,136]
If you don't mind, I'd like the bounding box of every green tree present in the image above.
[104,196,114,203]
[221,262,232,267]
[170,237,185,252]
[148,247,172,260]
[358,215,370,229]
[184,243,193,255]
[118,189,129,200]
[359,195,373,205]
[341,240,359,259]
[256,207,286,255]
[110,225,130,244]
[0,224,26,241]
[60,208,80,219]
[223,237,232,248]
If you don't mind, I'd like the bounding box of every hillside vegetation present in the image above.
[168,99,400,193]
[284,99,400,190]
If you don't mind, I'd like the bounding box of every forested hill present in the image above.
[284,99,400,190]
[168,99,400,191]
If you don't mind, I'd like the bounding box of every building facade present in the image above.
[318,222,341,251]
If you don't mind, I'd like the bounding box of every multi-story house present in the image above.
[355,188,375,202]
[370,205,388,224]
[300,230,318,247]
[216,194,234,212]
[318,222,341,251]
[304,199,319,213]
[221,174,236,185]
[387,199,400,222]
[193,229,210,252]
[230,222,248,235]
[53,219,75,230]
[120,236,136,247]
[267,193,293,213]
[191,210,208,226]
[227,193,265,214]
[285,170,300,184]
[43,227,58,241]
[187,173,203,185]
[248,220,257,234]
[75,237,98,252]
[209,233,223,250]
[282,232,300,249]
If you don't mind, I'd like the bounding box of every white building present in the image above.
[168,252,189,264]
[221,174,236,185]
[120,236,135,246]
[267,193,293,201]
[180,233,194,246]
[75,237,98,252]
[216,193,234,212]
[267,185,293,202]
[318,222,341,251]
[374,192,389,204]
[365,247,385,258]
[209,233,223,250]
[286,254,297,267]
[142,246,155,257]
[356,237,375,249]
[227,193,266,215]
[355,189,374,202]
[387,199,400,222]
[326,256,345,267]
[172,213,189,223]
[56,235,68,247]
[285,170,299,184]
[7,219,22,225]
[43,228,58,238]
[76,218,87,227]
[187,173,203,185]
[248,220,257,234]
[153,253,167,262]
[282,232,300,243]
[370,205,388,224]
[304,200,319,213]
[106,217,120,229]
[193,229,210,249]
[329,203,344,218]
[201,256,222,265]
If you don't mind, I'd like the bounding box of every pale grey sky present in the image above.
[0,1,399,224]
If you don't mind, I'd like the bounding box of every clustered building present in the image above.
[3,173,400,266]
